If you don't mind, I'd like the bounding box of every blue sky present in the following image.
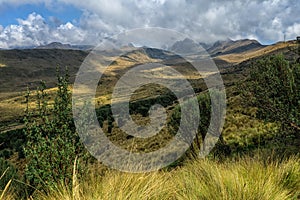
[0,0,299,48]
[0,3,82,27]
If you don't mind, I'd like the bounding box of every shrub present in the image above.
[23,67,88,191]
[243,54,300,152]
[169,91,229,159]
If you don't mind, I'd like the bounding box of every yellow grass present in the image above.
[24,155,300,200]
[0,88,57,130]
[218,42,297,64]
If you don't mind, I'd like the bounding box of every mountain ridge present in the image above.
[36,42,94,51]
[0,39,296,93]
[206,39,264,56]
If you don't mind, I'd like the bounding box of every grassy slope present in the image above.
[217,41,297,64]
[0,49,88,93]
[0,41,295,126]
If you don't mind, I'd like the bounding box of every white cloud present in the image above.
[286,23,300,39]
[0,12,87,48]
[0,0,300,48]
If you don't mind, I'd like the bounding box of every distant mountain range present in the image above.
[168,38,264,56]
[0,38,296,93]
[34,38,264,57]
[36,42,94,51]
[206,39,264,56]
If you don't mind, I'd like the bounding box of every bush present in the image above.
[169,91,229,159]
[33,155,300,200]
[243,54,300,152]
[23,67,88,191]
[0,129,26,159]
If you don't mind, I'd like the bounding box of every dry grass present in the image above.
[0,88,57,131]
[19,155,300,200]
[218,42,297,64]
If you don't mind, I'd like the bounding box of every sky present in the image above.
[0,0,299,48]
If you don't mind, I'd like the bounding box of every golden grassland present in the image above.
[1,154,299,200]
[218,42,297,64]
[0,88,57,126]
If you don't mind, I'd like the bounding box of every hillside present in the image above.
[207,39,264,56]
[217,40,297,64]
[36,42,94,51]
[1,39,293,94]
[0,40,298,129]
[0,49,88,93]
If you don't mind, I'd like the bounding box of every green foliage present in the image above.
[169,91,229,159]
[0,158,18,191]
[0,129,26,159]
[244,54,300,150]
[23,67,88,190]
[221,93,280,156]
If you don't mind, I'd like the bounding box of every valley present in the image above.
[0,38,299,199]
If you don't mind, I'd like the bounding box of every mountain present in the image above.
[36,42,94,51]
[199,42,211,50]
[218,40,295,64]
[0,39,297,131]
[169,38,264,57]
[36,42,72,49]
[36,39,264,55]
[70,44,95,51]
[0,49,88,92]
[0,39,296,93]
[169,38,203,54]
[207,39,264,56]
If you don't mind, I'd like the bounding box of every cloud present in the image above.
[0,13,49,48]
[0,0,300,48]
[286,23,300,39]
[48,16,63,27]
[0,12,87,48]
[60,0,300,43]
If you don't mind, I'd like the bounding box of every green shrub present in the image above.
[0,129,26,159]
[169,91,229,159]
[243,54,300,153]
[23,67,88,191]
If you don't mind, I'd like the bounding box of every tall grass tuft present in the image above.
[30,155,299,200]
[175,156,299,200]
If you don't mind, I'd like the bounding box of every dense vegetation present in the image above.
[243,54,300,153]
[0,53,299,199]
[23,69,89,193]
